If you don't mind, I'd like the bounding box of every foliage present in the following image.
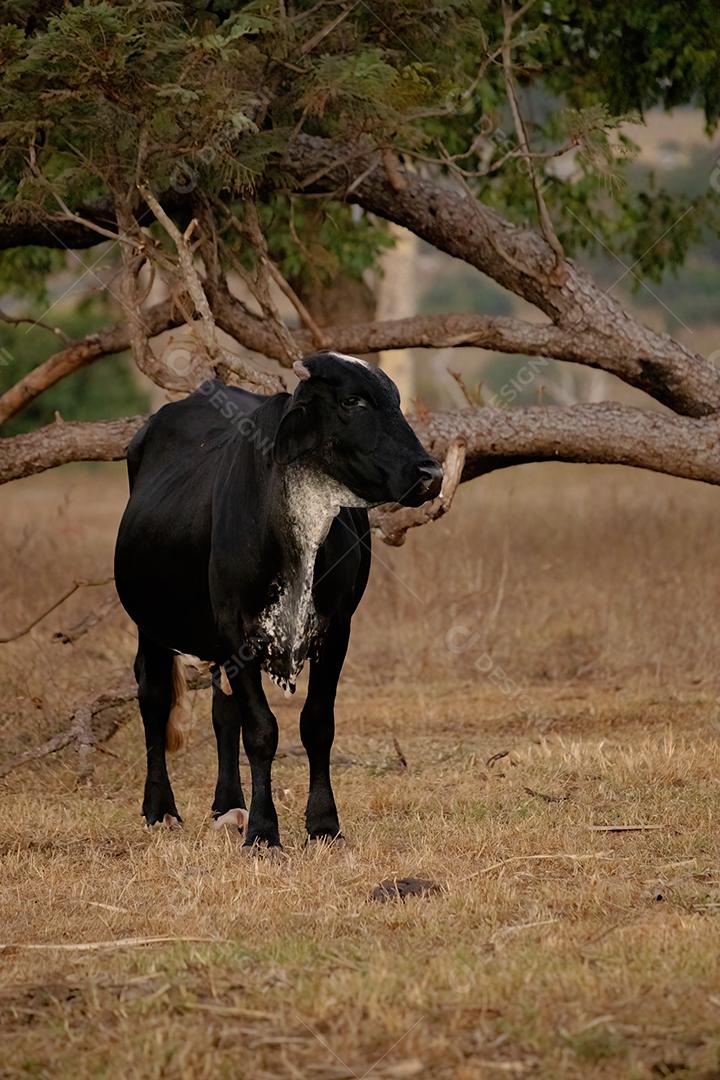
[1,0,719,295]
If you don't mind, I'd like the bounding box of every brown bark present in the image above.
[0,415,145,483]
[3,405,720,489]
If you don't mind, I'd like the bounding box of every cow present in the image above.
[114,351,443,851]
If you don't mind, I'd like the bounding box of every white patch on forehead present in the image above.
[257,466,368,692]
[328,351,373,370]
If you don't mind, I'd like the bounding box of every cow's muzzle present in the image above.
[416,460,443,500]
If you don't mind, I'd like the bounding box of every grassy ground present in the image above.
[1,463,719,1079]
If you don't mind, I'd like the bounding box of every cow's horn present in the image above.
[293,359,311,381]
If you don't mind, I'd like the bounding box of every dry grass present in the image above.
[1,463,719,1079]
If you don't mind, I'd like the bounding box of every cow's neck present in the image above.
[257,463,365,692]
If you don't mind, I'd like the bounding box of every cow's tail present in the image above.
[166,655,192,753]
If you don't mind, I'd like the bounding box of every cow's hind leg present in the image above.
[227,662,281,850]
[135,633,182,827]
[211,666,248,833]
[300,617,350,844]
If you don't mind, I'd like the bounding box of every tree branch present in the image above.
[0,299,182,426]
[4,295,717,429]
[3,404,720,489]
[0,669,212,782]
[137,183,221,365]
[501,0,564,266]
[0,414,145,483]
[286,134,720,418]
[5,140,720,419]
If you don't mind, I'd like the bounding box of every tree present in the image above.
[2,0,720,536]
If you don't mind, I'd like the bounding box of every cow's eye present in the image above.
[341,395,366,410]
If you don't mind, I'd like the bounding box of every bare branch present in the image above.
[0,578,114,644]
[0,308,70,344]
[504,1,563,265]
[265,258,330,350]
[137,182,221,365]
[0,298,182,426]
[219,201,302,364]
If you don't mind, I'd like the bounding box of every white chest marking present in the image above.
[257,466,367,692]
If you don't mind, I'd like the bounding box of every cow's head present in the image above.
[273,352,443,507]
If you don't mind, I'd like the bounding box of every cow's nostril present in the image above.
[417,461,443,496]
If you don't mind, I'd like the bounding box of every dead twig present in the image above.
[137,182,220,365]
[0,308,70,343]
[501,0,565,270]
[0,936,230,953]
[264,259,330,350]
[590,824,663,832]
[0,578,113,644]
[392,736,409,770]
[523,786,571,803]
[476,852,614,876]
[449,368,484,406]
[220,200,302,365]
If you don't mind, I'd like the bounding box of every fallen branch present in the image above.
[0,936,230,952]
[0,669,212,781]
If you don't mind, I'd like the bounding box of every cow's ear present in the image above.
[273,404,320,465]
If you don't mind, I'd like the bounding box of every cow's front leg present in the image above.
[300,617,350,844]
[227,662,281,850]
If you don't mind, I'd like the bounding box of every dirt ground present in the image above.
[0,462,719,1079]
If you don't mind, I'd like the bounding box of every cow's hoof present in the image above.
[145,813,182,830]
[305,833,347,851]
[242,840,286,862]
[213,808,249,834]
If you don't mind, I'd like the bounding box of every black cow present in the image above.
[114,351,442,850]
